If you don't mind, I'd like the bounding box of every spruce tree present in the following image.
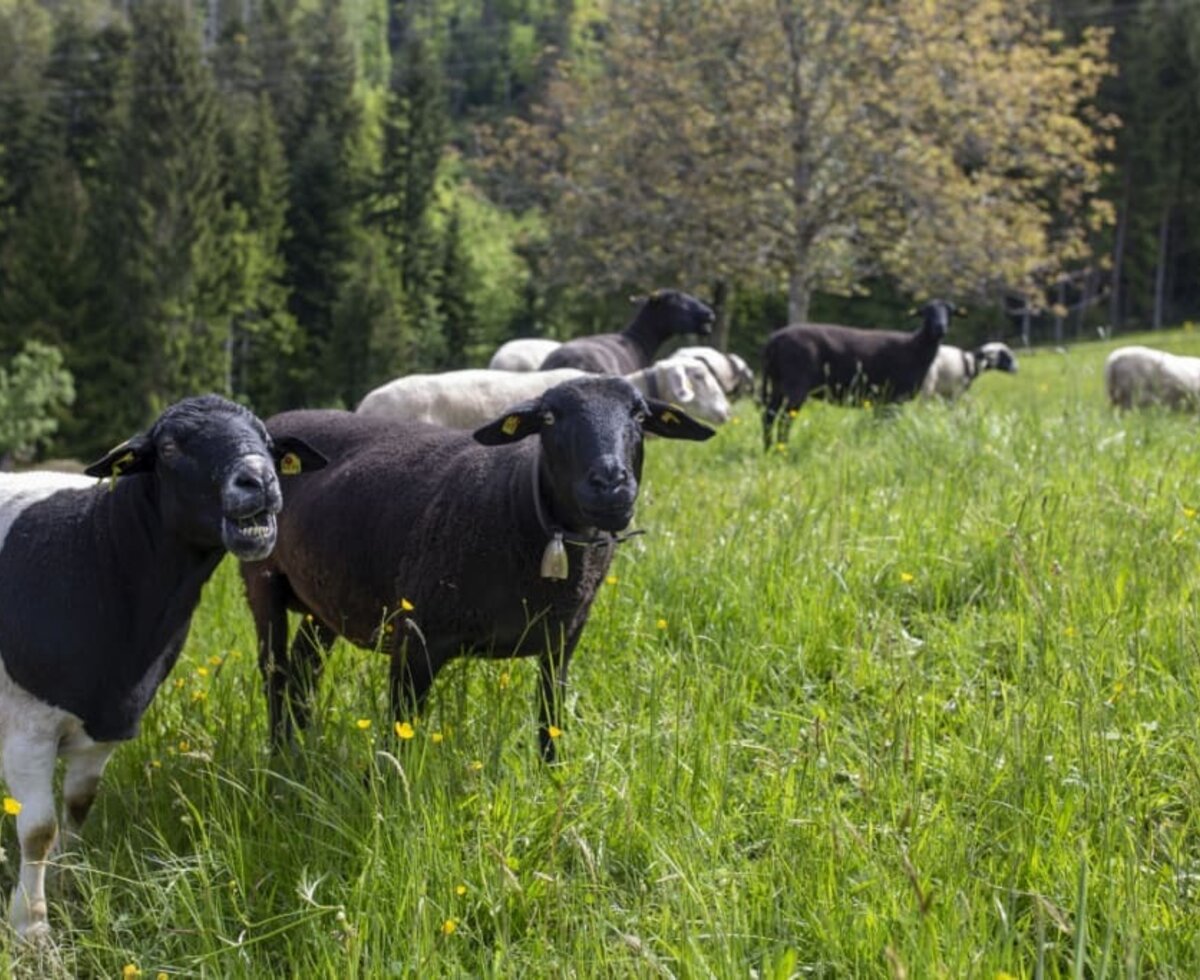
[102,0,232,439]
[437,202,478,368]
[379,32,447,368]
[279,0,365,406]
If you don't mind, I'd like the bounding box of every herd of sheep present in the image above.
[0,286,1193,941]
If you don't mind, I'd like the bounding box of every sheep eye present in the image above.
[541,411,556,427]
[633,410,647,424]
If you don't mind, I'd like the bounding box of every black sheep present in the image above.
[761,300,960,449]
[241,376,715,763]
[0,396,324,940]
[540,289,715,375]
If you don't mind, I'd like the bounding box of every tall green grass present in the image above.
[7,329,1200,976]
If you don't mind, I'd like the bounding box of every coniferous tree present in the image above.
[437,202,478,367]
[97,0,232,444]
[280,0,366,406]
[380,32,448,366]
[214,25,302,415]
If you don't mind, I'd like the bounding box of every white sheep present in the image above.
[921,342,1019,400]
[672,346,756,398]
[1104,345,1200,409]
[488,338,562,371]
[357,356,732,428]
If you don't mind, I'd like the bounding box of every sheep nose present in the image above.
[587,460,630,493]
[225,456,280,512]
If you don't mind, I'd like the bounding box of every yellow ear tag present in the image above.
[541,533,569,580]
[280,452,302,476]
[108,450,135,493]
[660,410,680,425]
[501,415,521,437]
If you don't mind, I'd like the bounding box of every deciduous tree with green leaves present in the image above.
[0,340,74,466]
[507,0,1114,328]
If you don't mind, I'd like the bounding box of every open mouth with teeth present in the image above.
[222,510,279,559]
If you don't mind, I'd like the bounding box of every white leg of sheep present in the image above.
[4,730,59,940]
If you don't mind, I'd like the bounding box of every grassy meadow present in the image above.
[9,328,1200,977]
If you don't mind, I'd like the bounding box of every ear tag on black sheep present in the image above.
[108,450,135,493]
[541,532,569,580]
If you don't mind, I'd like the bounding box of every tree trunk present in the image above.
[1153,196,1170,330]
[1053,279,1065,345]
[788,269,811,325]
[711,280,731,352]
[1110,167,1130,331]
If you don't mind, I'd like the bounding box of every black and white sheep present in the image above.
[488,338,563,372]
[920,341,1019,400]
[241,376,714,764]
[356,355,731,429]
[760,300,960,449]
[540,290,715,375]
[1104,345,1200,410]
[672,346,756,399]
[0,395,324,940]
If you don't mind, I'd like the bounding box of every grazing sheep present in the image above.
[242,376,715,763]
[761,300,960,449]
[1104,345,1200,410]
[488,338,562,372]
[0,395,324,940]
[920,341,1019,400]
[356,355,732,428]
[540,290,715,375]
[672,346,756,399]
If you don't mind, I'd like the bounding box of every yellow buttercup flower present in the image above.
[430,731,444,744]
[441,918,458,936]
[899,571,915,583]
[208,655,223,667]
[356,719,372,731]
[400,597,415,612]
[656,618,668,630]
[547,725,563,740]
[605,575,618,585]
[468,760,483,771]
[498,671,511,690]
[455,884,467,896]
[196,666,208,678]
[3,797,21,816]
[122,966,141,979]
[1185,506,1198,519]
[394,721,415,740]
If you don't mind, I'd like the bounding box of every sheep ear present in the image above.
[664,364,696,403]
[271,436,328,476]
[641,398,716,441]
[84,435,156,478]
[474,400,544,445]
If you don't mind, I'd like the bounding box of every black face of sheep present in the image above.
[978,342,1017,373]
[911,299,961,340]
[639,289,716,339]
[84,395,327,561]
[475,376,710,532]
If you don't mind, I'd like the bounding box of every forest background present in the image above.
[0,0,1194,459]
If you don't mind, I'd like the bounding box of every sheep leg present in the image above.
[247,568,299,750]
[273,617,330,747]
[762,389,787,451]
[388,627,436,727]
[536,633,578,764]
[3,733,59,941]
[46,737,115,897]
